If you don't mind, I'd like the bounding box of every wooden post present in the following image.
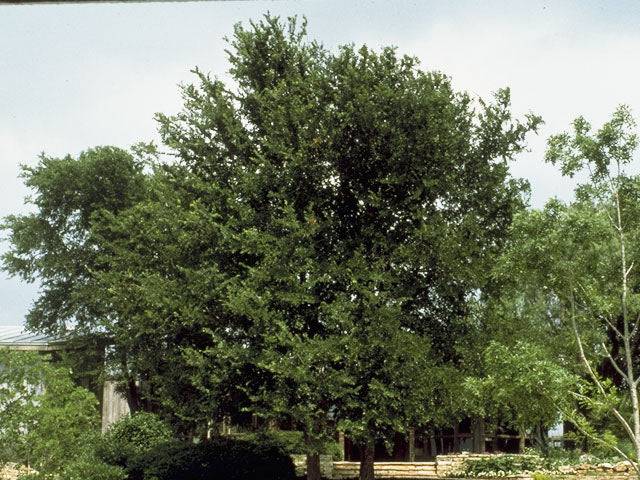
[408,427,416,462]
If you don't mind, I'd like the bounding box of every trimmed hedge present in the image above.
[128,437,296,480]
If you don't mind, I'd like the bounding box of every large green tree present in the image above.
[94,15,540,480]
[4,16,540,480]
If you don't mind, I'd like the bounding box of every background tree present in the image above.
[497,106,640,472]
[478,341,575,453]
[2,146,149,411]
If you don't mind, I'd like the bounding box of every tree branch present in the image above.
[600,341,627,380]
[570,294,637,442]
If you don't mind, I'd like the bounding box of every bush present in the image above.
[97,412,173,467]
[127,437,296,480]
[19,455,127,480]
[235,430,343,459]
[458,454,543,477]
[234,430,306,453]
[59,455,128,480]
[0,351,101,476]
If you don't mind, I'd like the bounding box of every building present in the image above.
[0,325,129,431]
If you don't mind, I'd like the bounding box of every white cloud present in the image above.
[405,14,640,206]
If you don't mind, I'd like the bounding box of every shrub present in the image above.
[97,412,173,467]
[59,454,128,480]
[18,454,127,480]
[0,351,100,476]
[458,454,543,477]
[260,430,307,453]
[127,437,296,480]
[235,430,343,459]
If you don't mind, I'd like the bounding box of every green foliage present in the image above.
[0,350,100,476]
[58,454,127,480]
[498,106,640,461]
[234,430,342,459]
[479,341,575,434]
[22,455,128,480]
[138,13,538,448]
[456,455,543,477]
[97,412,174,468]
[2,146,147,335]
[1,146,150,413]
[2,13,541,457]
[233,430,305,454]
[127,437,296,480]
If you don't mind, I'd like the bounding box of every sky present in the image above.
[2,0,640,325]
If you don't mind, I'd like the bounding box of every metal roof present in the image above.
[0,326,64,351]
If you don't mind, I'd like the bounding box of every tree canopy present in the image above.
[3,14,544,480]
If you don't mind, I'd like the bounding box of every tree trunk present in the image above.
[408,427,416,462]
[453,422,460,452]
[338,431,346,461]
[125,375,140,412]
[359,440,375,480]
[307,452,322,480]
[119,351,140,413]
[518,430,526,454]
[430,434,437,456]
[472,417,485,453]
[534,422,549,456]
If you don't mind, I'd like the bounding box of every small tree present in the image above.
[499,106,640,472]
[0,350,101,475]
[544,106,640,472]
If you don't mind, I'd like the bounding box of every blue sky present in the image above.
[2,0,640,325]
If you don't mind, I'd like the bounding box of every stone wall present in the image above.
[0,464,33,480]
[332,461,437,479]
[291,454,335,478]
